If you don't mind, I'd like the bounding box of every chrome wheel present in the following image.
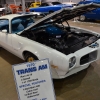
[79,15,86,21]
[24,52,38,62]
[27,57,34,62]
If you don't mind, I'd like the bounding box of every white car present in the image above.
[0,8,5,11]
[0,3,100,79]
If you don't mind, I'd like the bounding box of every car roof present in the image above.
[0,14,32,20]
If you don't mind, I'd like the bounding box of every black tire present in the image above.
[79,15,86,21]
[32,10,34,12]
[0,47,2,51]
[34,14,38,18]
[49,11,54,14]
[24,52,38,62]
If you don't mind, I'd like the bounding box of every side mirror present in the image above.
[2,29,7,33]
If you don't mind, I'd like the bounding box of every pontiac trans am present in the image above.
[0,3,100,79]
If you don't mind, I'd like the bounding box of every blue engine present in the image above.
[45,25,65,35]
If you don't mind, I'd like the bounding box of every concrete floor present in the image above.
[0,21,100,100]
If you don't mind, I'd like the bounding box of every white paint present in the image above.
[0,14,100,79]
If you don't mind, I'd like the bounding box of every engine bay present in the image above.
[21,23,99,55]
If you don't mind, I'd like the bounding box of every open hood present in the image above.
[23,3,100,31]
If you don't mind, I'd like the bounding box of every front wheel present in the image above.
[49,11,54,14]
[24,52,38,62]
[32,10,34,12]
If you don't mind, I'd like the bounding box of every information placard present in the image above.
[12,59,55,100]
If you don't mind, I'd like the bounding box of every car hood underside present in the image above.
[23,3,100,32]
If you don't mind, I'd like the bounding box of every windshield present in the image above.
[51,2,61,5]
[72,4,77,7]
[11,15,35,34]
[0,19,9,33]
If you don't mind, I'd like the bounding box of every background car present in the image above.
[29,1,41,8]
[0,5,5,16]
[78,0,100,21]
[9,4,30,14]
[29,1,73,13]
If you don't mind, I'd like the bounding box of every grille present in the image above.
[80,51,97,65]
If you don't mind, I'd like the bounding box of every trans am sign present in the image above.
[12,59,55,100]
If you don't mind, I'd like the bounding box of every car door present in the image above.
[37,3,49,13]
[0,19,13,52]
[84,9,97,20]
[30,3,48,13]
[42,3,51,12]
[93,8,100,20]
[88,2,100,20]
[10,16,26,58]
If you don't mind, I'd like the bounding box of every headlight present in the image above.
[69,56,76,68]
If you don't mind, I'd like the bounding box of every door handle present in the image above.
[18,42,23,49]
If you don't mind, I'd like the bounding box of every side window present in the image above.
[40,3,46,7]
[45,3,49,6]
[0,19,9,33]
[32,4,34,7]
[11,18,24,33]
[11,16,35,34]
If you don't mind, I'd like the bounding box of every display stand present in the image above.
[12,59,56,100]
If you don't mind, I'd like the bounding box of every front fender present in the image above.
[22,45,74,76]
[22,46,42,60]
[22,46,54,62]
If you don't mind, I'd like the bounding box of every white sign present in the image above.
[12,59,56,100]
